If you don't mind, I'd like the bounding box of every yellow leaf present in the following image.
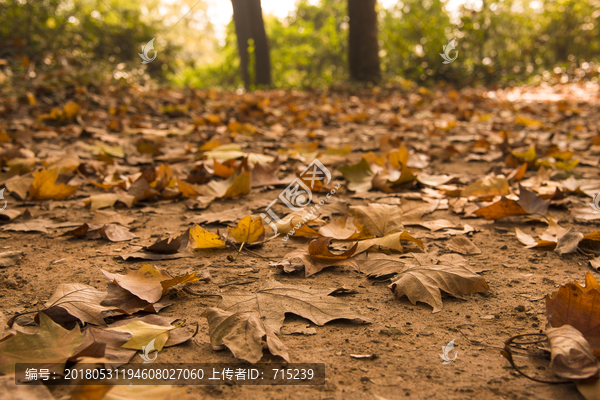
[63,101,80,120]
[228,215,265,243]
[105,321,174,351]
[29,169,77,200]
[189,224,226,249]
[389,144,409,169]
[176,178,199,198]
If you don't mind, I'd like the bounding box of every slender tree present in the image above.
[231,0,271,89]
[348,0,381,82]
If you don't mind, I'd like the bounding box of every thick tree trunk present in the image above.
[231,0,271,89]
[348,0,381,82]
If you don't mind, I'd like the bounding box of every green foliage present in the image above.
[0,0,175,81]
[190,0,600,89]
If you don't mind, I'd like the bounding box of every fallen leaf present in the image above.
[189,224,226,249]
[205,307,289,364]
[44,283,113,326]
[85,193,136,212]
[361,253,488,312]
[547,324,600,380]
[518,184,550,215]
[99,224,138,242]
[349,203,404,237]
[228,215,265,243]
[101,264,198,303]
[273,248,359,277]
[101,283,173,315]
[0,313,85,374]
[105,320,175,351]
[339,158,374,192]
[144,230,189,254]
[91,210,135,226]
[447,236,482,255]
[29,169,77,200]
[217,282,370,334]
[474,197,528,220]
[462,175,510,198]
[3,218,81,234]
[188,205,250,224]
[308,237,357,261]
[354,231,424,254]
[0,250,23,267]
[546,273,600,352]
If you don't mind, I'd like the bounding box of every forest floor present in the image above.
[0,78,599,400]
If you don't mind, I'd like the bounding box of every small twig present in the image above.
[218,280,258,288]
[182,285,221,298]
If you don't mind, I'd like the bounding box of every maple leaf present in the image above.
[29,169,77,200]
[44,283,113,326]
[228,215,265,243]
[189,224,226,249]
[217,282,370,334]
[0,313,85,374]
[361,253,488,312]
[101,264,199,303]
[274,248,359,277]
[349,203,404,237]
[205,307,289,364]
[546,273,600,353]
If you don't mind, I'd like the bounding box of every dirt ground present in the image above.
[1,83,599,400]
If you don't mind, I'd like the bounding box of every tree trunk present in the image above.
[231,0,271,89]
[348,0,381,83]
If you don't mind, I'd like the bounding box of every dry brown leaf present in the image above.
[349,203,404,237]
[44,283,113,326]
[0,250,23,267]
[547,324,600,380]
[546,273,600,352]
[361,252,487,312]
[0,313,85,374]
[91,210,135,226]
[205,307,290,364]
[273,248,359,277]
[85,193,136,212]
[217,282,370,334]
[318,214,362,240]
[144,230,189,254]
[462,175,510,198]
[101,283,173,315]
[354,231,424,254]
[517,183,550,215]
[308,237,357,261]
[29,169,77,200]
[101,264,198,304]
[99,224,137,242]
[446,236,482,255]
